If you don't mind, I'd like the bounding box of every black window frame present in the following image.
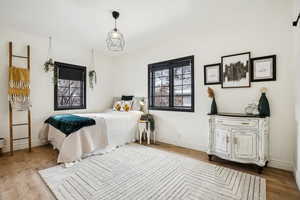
[54,62,87,111]
[148,55,195,112]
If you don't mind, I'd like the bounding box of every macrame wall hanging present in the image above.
[88,48,97,89]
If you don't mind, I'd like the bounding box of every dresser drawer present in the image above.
[215,118,258,129]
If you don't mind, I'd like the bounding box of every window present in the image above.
[148,56,194,112]
[54,62,86,110]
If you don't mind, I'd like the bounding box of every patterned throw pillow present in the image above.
[113,101,123,111]
[122,101,132,112]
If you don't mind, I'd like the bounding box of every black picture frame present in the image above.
[204,63,221,85]
[251,55,276,82]
[221,52,251,89]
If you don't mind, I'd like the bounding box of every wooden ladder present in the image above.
[8,41,32,155]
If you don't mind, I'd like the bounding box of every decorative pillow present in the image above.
[121,95,134,101]
[113,101,123,111]
[122,101,133,112]
[131,97,144,111]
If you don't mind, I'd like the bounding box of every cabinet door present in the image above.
[214,128,231,156]
[233,130,257,160]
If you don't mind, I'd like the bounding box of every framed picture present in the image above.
[251,55,276,82]
[204,63,221,85]
[221,52,251,88]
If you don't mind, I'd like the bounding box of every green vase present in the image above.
[258,93,270,117]
[211,97,218,115]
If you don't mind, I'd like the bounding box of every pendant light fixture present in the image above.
[106,11,125,51]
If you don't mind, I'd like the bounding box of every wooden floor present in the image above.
[0,143,299,200]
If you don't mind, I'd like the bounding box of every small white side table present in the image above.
[138,120,156,144]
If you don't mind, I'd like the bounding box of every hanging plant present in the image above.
[89,70,97,89]
[44,36,55,73]
[44,58,55,73]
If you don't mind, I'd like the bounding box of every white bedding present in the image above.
[39,110,143,163]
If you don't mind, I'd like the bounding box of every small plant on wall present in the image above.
[88,70,97,89]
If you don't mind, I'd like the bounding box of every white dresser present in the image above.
[207,114,269,172]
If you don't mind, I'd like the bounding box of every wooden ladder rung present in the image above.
[13,137,29,141]
[9,41,32,156]
[12,55,28,59]
[12,123,29,127]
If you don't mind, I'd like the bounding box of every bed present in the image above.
[39,110,143,163]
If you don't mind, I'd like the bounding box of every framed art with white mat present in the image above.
[204,63,221,85]
[251,55,276,82]
[221,52,251,88]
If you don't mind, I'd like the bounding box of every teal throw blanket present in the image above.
[45,114,96,136]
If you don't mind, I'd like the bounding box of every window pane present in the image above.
[162,69,169,76]
[70,80,81,87]
[154,87,161,96]
[58,96,70,107]
[58,79,69,87]
[161,97,169,106]
[70,87,81,97]
[70,97,82,106]
[161,86,169,96]
[161,76,169,86]
[155,70,162,77]
[183,65,191,74]
[174,74,182,86]
[58,86,69,96]
[183,74,191,85]
[154,96,169,107]
[154,97,161,106]
[183,85,191,95]
[155,77,162,87]
[174,67,182,75]
[174,96,183,106]
[174,86,182,95]
[183,96,192,107]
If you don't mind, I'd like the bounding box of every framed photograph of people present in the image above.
[251,55,276,82]
[221,52,251,88]
[204,63,221,85]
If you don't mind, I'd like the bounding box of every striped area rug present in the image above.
[39,143,266,200]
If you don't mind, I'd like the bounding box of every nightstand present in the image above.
[138,120,156,145]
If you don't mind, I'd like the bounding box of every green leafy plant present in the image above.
[89,70,97,89]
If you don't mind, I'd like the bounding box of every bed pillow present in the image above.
[113,101,123,111]
[131,97,144,111]
[122,101,133,112]
[121,95,134,101]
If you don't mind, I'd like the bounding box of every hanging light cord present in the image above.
[48,36,52,58]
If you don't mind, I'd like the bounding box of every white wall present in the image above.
[293,0,300,189]
[113,0,296,171]
[0,28,114,152]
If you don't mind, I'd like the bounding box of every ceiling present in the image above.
[0,0,281,54]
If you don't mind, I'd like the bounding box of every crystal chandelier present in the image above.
[106,11,125,51]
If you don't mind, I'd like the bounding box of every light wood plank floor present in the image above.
[0,143,299,200]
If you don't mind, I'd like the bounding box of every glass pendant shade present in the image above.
[106,28,125,51]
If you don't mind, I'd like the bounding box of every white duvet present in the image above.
[39,110,143,163]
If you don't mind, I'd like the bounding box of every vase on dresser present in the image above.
[207,113,269,173]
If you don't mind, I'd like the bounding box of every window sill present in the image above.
[149,107,194,112]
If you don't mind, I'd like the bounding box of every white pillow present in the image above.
[113,101,123,111]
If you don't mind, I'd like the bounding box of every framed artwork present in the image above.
[204,63,221,85]
[221,52,251,88]
[251,55,276,82]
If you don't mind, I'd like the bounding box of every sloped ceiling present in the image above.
[0,0,283,54]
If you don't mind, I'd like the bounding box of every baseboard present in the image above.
[268,159,294,171]
[156,138,294,171]
[1,139,47,153]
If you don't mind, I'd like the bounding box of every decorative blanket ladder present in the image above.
[8,42,32,155]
